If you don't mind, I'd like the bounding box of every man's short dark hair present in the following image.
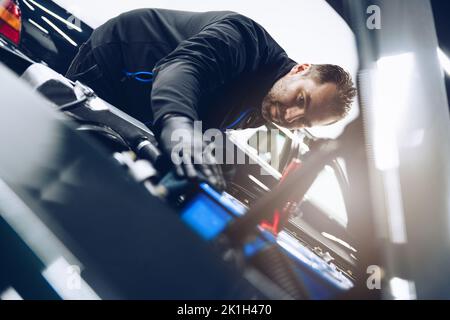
[308,64,357,117]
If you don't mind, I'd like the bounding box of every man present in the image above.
[66,8,356,189]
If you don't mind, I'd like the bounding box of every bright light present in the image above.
[248,174,270,192]
[42,256,100,300]
[0,287,23,300]
[383,170,407,244]
[390,277,416,300]
[27,0,82,32]
[22,0,35,11]
[306,165,348,227]
[41,16,77,47]
[437,47,450,76]
[369,53,415,244]
[372,53,415,171]
[28,18,49,34]
[321,232,357,252]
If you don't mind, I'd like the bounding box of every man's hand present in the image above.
[159,115,226,190]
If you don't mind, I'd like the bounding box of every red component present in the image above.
[260,209,281,235]
[280,158,302,183]
[0,22,19,44]
[0,0,22,45]
[260,158,303,235]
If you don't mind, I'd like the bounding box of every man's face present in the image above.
[261,64,343,129]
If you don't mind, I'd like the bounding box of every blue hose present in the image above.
[124,70,154,83]
[224,108,254,130]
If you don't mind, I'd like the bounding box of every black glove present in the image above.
[158,114,226,190]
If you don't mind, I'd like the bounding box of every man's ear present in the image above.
[290,63,311,75]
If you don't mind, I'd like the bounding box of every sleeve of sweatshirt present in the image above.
[150,14,287,131]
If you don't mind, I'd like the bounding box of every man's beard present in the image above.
[261,93,273,123]
[261,77,286,124]
[261,83,281,123]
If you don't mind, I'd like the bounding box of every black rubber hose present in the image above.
[135,139,168,173]
[249,243,310,299]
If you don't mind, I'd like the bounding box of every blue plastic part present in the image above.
[243,237,267,257]
[124,71,154,83]
[199,183,246,216]
[181,192,233,240]
[180,184,354,298]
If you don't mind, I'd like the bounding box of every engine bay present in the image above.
[0,54,361,299]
